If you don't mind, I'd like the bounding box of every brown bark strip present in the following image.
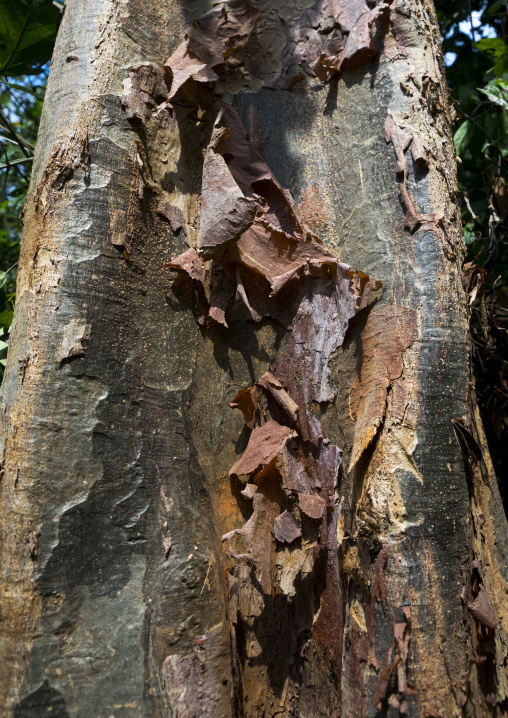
[349,305,416,470]
[165,1,261,99]
[198,108,260,258]
[229,421,298,482]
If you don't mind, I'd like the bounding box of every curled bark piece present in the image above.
[167,248,206,284]
[55,319,91,363]
[208,106,308,244]
[223,216,337,295]
[214,105,273,194]
[198,104,313,260]
[229,421,297,481]
[274,265,381,405]
[199,109,260,259]
[120,62,168,125]
[273,511,302,544]
[234,269,261,322]
[256,372,299,425]
[208,264,236,328]
[164,0,260,98]
[287,0,389,85]
[229,386,259,430]
[410,132,428,169]
[350,269,383,310]
[349,305,416,469]
[468,586,498,630]
[384,115,413,175]
[298,493,326,520]
[399,183,436,233]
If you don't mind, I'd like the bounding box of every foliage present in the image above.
[0,0,61,76]
[0,269,14,370]
[436,0,508,492]
[0,0,59,379]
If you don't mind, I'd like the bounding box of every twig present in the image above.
[0,109,34,154]
[0,156,33,170]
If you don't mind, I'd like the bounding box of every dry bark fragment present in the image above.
[410,132,428,169]
[167,248,206,284]
[273,266,381,407]
[198,109,260,258]
[55,319,91,363]
[298,492,326,520]
[223,216,337,295]
[384,115,413,175]
[222,479,286,593]
[468,586,498,630]
[399,182,437,233]
[349,305,416,469]
[273,510,302,544]
[229,421,297,481]
[229,386,259,430]
[120,62,168,125]
[162,622,232,718]
[164,1,260,98]
[256,372,299,425]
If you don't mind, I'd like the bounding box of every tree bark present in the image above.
[1,0,507,716]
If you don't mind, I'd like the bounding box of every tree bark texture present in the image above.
[1,0,508,716]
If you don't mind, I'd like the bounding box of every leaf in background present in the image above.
[475,38,508,76]
[486,1,504,14]
[464,221,476,244]
[479,82,508,110]
[0,309,13,326]
[454,120,473,155]
[475,38,506,55]
[0,0,61,77]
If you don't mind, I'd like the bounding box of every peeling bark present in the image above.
[1,0,508,716]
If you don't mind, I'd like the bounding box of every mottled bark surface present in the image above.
[1,1,508,717]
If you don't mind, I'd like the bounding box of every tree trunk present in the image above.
[1,0,507,716]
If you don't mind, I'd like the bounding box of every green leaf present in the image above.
[454,120,473,155]
[486,1,504,14]
[475,38,506,56]
[464,222,477,245]
[0,309,13,326]
[0,0,62,77]
[478,82,508,109]
[475,38,508,76]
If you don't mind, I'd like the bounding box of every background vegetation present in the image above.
[0,0,506,495]
[435,0,508,493]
